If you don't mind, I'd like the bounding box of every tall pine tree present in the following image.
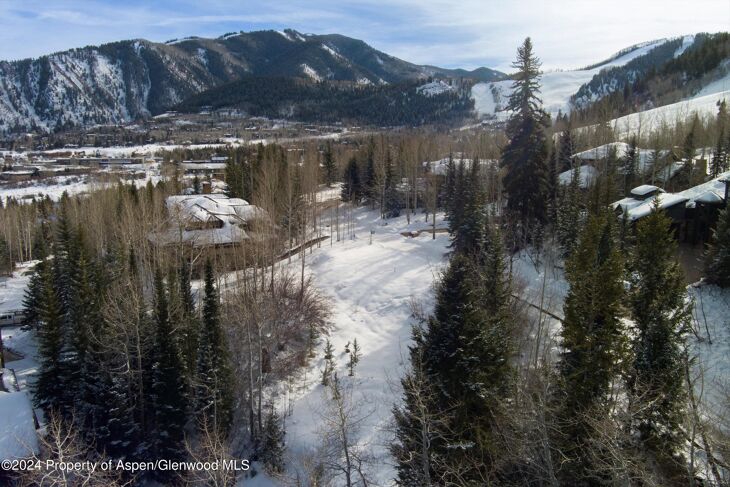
[501,37,550,237]
[705,204,730,287]
[557,211,626,481]
[628,203,691,461]
[150,269,188,467]
[195,260,234,435]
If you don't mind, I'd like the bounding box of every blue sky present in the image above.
[1,0,728,71]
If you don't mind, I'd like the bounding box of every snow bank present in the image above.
[0,391,39,460]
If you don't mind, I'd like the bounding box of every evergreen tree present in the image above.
[680,116,699,188]
[260,405,286,474]
[419,225,514,481]
[706,204,730,287]
[441,152,456,217]
[341,156,361,203]
[105,373,140,460]
[22,258,48,329]
[447,160,467,236]
[557,125,576,172]
[322,142,337,187]
[70,248,111,448]
[710,100,728,178]
[622,136,639,195]
[556,158,583,256]
[179,258,199,373]
[391,326,437,487]
[347,339,361,377]
[557,212,626,480]
[451,161,487,256]
[321,338,335,386]
[628,203,691,460]
[33,261,67,414]
[150,269,188,467]
[363,140,377,205]
[196,260,234,435]
[383,150,401,218]
[501,37,551,236]
[547,143,560,225]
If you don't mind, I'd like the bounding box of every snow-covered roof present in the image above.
[558,165,599,188]
[423,156,497,176]
[0,391,39,461]
[688,190,724,207]
[627,193,689,221]
[153,195,268,247]
[572,142,674,177]
[182,163,226,171]
[631,184,661,197]
[616,170,730,221]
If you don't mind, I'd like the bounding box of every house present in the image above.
[0,169,37,182]
[573,142,680,183]
[150,194,268,250]
[181,158,227,179]
[612,171,730,243]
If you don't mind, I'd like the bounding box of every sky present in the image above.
[0,0,728,71]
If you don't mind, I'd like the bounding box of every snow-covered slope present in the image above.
[472,37,681,119]
[609,89,729,137]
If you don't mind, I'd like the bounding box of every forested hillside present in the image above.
[175,77,476,126]
[571,32,730,122]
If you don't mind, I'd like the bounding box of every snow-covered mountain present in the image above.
[0,29,503,134]
[472,33,729,121]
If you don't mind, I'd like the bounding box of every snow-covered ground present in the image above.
[689,284,730,414]
[416,80,454,97]
[472,39,667,118]
[0,164,162,203]
[1,266,42,459]
[248,207,451,485]
[0,261,36,316]
[1,192,726,482]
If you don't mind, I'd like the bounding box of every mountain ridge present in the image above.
[0,28,503,134]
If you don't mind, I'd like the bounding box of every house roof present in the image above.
[573,142,671,176]
[152,195,267,247]
[558,165,599,188]
[423,156,497,176]
[614,170,730,221]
